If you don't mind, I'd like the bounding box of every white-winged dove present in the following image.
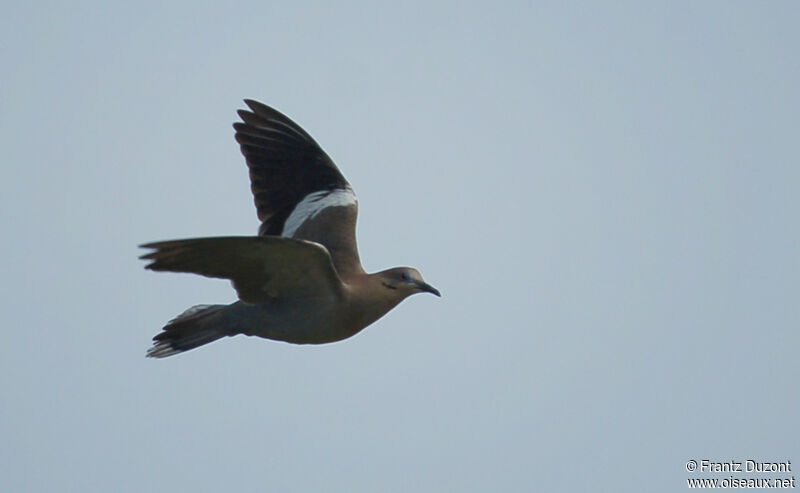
[140,100,440,358]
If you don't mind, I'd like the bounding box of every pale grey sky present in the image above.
[1,2,798,492]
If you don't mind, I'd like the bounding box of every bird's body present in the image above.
[141,100,439,357]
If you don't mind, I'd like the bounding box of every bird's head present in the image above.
[378,267,441,299]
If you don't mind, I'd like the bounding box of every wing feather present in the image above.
[233,100,350,237]
[140,236,343,303]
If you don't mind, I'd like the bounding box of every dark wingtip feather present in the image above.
[243,99,265,112]
[138,240,188,270]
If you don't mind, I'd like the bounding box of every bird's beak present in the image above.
[415,280,441,297]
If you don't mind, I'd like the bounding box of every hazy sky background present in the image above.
[2,2,798,491]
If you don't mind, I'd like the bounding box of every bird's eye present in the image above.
[400,271,410,281]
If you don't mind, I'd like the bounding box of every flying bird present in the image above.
[140,100,440,358]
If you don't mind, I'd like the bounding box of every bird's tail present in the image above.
[147,304,230,358]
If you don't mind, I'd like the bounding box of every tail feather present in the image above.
[147,304,229,358]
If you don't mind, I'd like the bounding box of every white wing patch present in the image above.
[282,187,357,237]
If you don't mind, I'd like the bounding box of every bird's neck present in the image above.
[344,274,405,331]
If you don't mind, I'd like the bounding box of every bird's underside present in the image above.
[141,100,439,358]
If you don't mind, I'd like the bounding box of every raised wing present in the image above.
[233,100,363,277]
[234,100,351,235]
[140,236,343,303]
